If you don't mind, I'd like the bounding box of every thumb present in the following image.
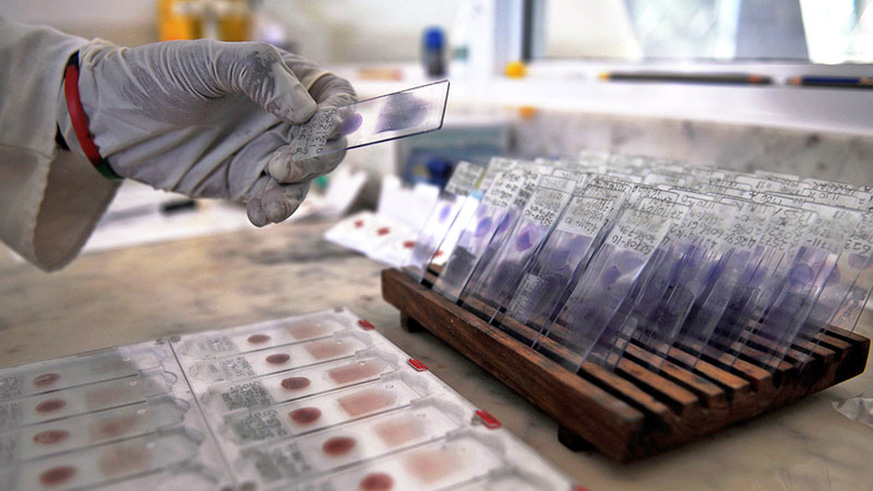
[264,62,318,124]
[218,42,317,124]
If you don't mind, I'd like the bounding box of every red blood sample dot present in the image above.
[247,334,271,344]
[280,377,311,391]
[265,353,291,365]
[32,429,70,445]
[402,240,415,249]
[377,227,391,236]
[40,466,76,486]
[33,373,61,387]
[288,407,322,425]
[322,436,356,457]
[354,220,365,228]
[36,399,67,413]
[359,472,394,491]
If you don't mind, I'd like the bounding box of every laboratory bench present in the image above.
[2,219,872,490]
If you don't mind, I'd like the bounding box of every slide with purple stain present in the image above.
[288,80,450,161]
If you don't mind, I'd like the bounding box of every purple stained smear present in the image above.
[475,217,493,238]
[788,263,815,286]
[548,248,571,270]
[339,113,363,135]
[375,92,429,133]
[599,265,622,290]
[515,225,539,251]
[438,204,452,222]
[614,251,645,274]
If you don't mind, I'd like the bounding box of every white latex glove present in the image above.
[57,39,357,226]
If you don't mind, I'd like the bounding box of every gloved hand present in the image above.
[57,39,357,226]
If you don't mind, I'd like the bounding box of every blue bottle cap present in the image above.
[424,27,445,50]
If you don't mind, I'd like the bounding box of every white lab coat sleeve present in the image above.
[0,18,120,271]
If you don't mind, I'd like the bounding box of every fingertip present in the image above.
[270,198,301,223]
[265,198,290,223]
[246,198,269,227]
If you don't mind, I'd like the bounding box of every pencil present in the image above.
[787,76,873,89]
[599,71,772,85]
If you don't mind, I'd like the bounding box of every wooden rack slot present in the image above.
[382,268,870,462]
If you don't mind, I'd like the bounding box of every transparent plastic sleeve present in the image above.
[241,399,465,484]
[0,346,165,402]
[202,351,398,412]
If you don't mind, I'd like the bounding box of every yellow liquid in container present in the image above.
[157,0,251,41]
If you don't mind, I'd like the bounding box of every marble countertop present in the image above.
[2,219,872,490]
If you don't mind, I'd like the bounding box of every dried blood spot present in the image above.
[288,407,322,425]
[40,466,76,486]
[280,377,311,391]
[33,373,61,387]
[359,472,394,490]
[32,429,70,445]
[247,334,271,344]
[322,436,356,457]
[377,227,391,236]
[36,399,67,413]
[265,353,291,365]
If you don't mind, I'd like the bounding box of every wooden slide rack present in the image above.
[381,268,870,462]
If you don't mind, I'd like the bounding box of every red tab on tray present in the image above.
[357,319,375,330]
[407,358,428,372]
[475,409,501,429]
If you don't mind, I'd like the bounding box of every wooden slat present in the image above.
[614,357,701,417]
[667,345,752,400]
[624,344,728,410]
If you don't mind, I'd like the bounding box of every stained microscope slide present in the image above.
[287,80,450,161]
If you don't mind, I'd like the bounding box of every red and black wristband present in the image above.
[63,52,121,180]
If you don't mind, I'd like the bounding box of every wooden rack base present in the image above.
[381,268,870,462]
